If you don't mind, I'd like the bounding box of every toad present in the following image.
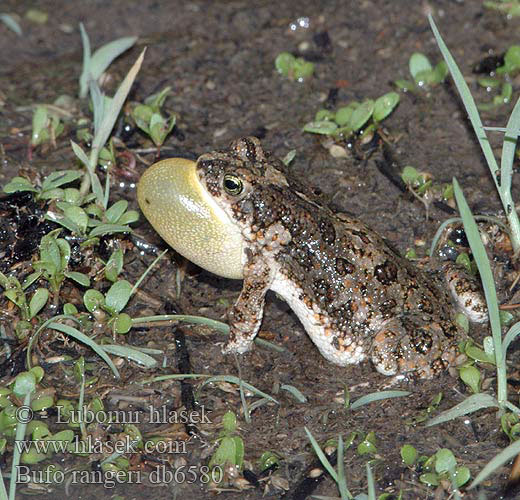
[137,137,486,378]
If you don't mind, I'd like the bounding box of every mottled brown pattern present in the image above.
[194,137,485,378]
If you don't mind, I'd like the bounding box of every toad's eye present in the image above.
[223,174,243,195]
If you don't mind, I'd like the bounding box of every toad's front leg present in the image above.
[223,256,276,355]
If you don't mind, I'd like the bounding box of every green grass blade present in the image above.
[350,390,410,410]
[426,393,498,427]
[502,321,520,359]
[130,249,168,296]
[9,392,31,500]
[280,384,307,403]
[499,96,520,249]
[89,36,137,83]
[47,322,120,378]
[101,344,158,368]
[428,15,499,188]
[469,438,520,489]
[337,435,352,499]
[0,14,22,35]
[429,14,520,252]
[304,427,338,483]
[0,464,7,500]
[452,178,506,406]
[366,463,376,500]
[429,217,461,257]
[78,23,91,98]
[200,375,278,404]
[91,48,145,162]
[131,314,230,333]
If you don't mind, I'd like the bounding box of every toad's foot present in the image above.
[444,263,488,323]
[371,316,459,379]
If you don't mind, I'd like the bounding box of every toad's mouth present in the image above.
[137,157,244,279]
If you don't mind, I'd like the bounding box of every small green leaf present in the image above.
[401,166,419,185]
[21,448,48,465]
[459,364,481,393]
[31,391,55,412]
[349,99,374,131]
[13,371,37,397]
[31,106,49,146]
[291,58,314,81]
[454,466,471,487]
[83,289,105,312]
[105,279,133,314]
[455,252,472,273]
[435,448,457,474]
[21,271,42,291]
[210,436,237,468]
[63,205,89,234]
[303,120,338,135]
[401,444,418,466]
[409,53,433,81]
[315,109,335,121]
[275,52,295,76]
[105,248,124,282]
[145,86,172,110]
[29,288,49,319]
[0,13,22,35]
[89,223,132,238]
[41,170,82,192]
[357,432,377,455]
[373,92,399,122]
[131,104,153,133]
[432,61,448,83]
[63,303,78,315]
[3,177,38,194]
[74,356,85,384]
[504,45,520,73]
[394,79,416,92]
[114,313,132,334]
[64,271,90,287]
[117,210,139,225]
[105,200,129,224]
[222,411,237,433]
[455,313,469,333]
[419,472,439,486]
[335,106,355,126]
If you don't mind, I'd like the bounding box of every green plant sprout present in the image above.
[304,428,386,500]
[303,92,399,140]
[0,273,48,324]
[400,165,454,216]
[0,13,22,35]
[401,445,470,492]
[78,23,136,99]
[74,24,144,207]
[428,18,520,254]
[476,45,520,110]
[484,0,520,16]
[394,52,448,92]
[33,229,91,293]
[208,411,244,487]
[275,52,314,82]
[30,105,64,148]
[131,86,176,149]
[423,16,520,426]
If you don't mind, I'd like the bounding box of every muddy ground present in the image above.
[1,0,520,499]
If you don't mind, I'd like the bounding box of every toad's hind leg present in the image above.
[443,263,488,323]
[370,316,459,378]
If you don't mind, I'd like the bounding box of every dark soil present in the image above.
[1,1,520,499]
